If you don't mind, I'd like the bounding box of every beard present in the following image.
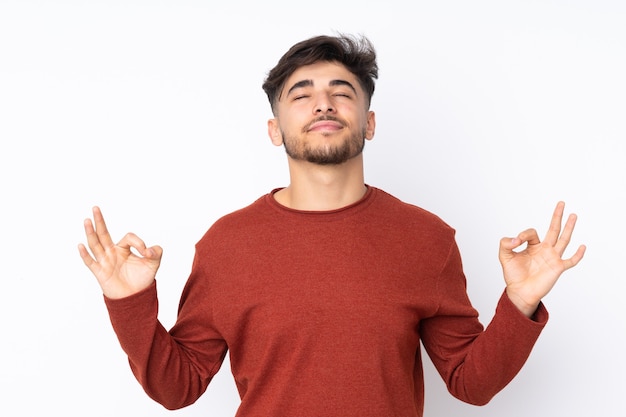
[281,118,367,165]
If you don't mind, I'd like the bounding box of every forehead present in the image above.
[283,61,360,92]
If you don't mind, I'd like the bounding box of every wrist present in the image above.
[505,287,540,318]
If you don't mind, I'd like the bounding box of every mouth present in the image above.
[306,117,344,133]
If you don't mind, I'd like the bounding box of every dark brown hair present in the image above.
[262,34,378,114]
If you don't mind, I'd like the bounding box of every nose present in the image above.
[314,93,335,114]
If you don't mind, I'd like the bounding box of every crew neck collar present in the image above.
[264,185,377,219]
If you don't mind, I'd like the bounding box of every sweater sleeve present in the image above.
[419,240,548,406]
[104,259,228,410]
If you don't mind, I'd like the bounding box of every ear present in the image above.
[267,118,283,146]
[364,111,376,141]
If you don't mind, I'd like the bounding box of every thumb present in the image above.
[144,245,163,261]
[499,236,522,262]
[501,236,523,250]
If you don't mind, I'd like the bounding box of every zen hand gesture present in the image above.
[78,206,163,299]
[499,201,586,317]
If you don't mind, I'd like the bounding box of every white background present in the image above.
[1,1,624,416]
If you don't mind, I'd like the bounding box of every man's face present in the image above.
[268,61,375,165]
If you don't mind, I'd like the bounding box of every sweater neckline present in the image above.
[264,185,377,220]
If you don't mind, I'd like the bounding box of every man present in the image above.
[79,34,585,416]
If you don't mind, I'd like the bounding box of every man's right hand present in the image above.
[78,206,163,299]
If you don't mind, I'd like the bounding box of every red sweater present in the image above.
[105,186,547,416]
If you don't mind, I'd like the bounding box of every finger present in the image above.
[562,244,587,270]
[543,201,565,246]
[78,242,99,272]
[92,206,115,249]
[517,228,540,246]
[498,230,536,262]
[117,232,149,256]
[554,213,578,255]
[84,217,106,261]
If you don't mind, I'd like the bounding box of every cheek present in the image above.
[281,113,310,133]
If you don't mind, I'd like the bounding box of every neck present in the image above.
[274,154,367,211]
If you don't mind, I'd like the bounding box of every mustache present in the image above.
[303,115,345,132]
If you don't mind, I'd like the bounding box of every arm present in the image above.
[499,201,586,317]
[421,202,584,405]
[78,207,225,409]
[420,242,548,406]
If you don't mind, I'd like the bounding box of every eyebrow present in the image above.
[284,79,358,98]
